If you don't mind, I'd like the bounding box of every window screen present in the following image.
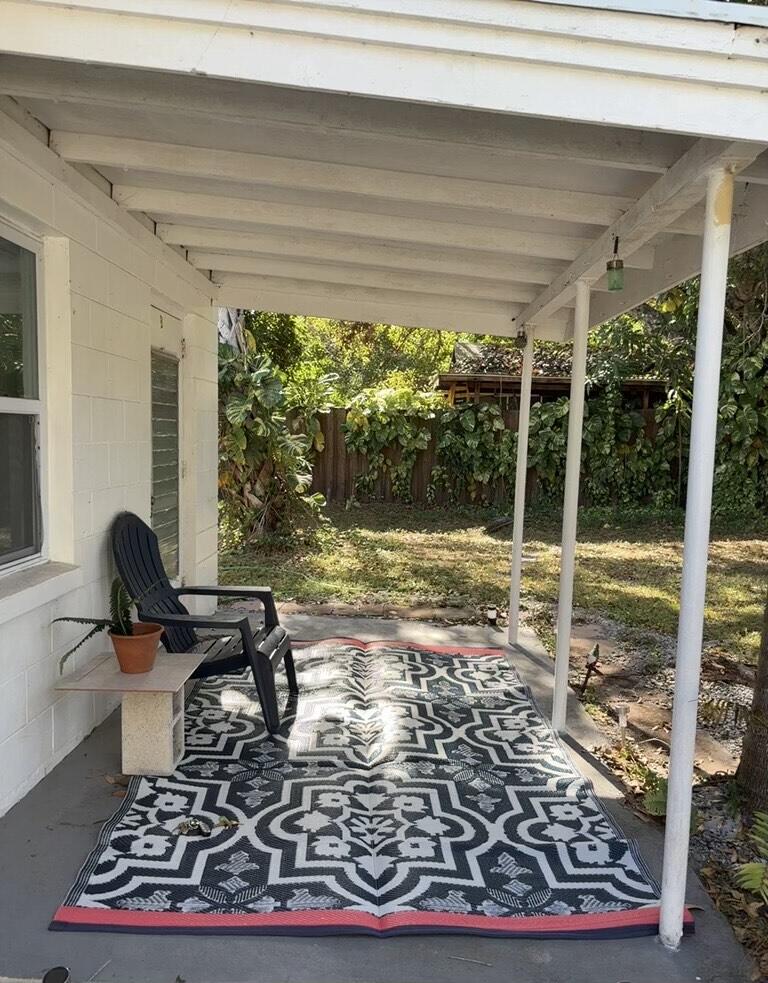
[151,350,180,577]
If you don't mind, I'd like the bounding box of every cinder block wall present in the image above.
[0,105,219,816]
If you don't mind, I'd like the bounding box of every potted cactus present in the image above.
[55,577,163,674]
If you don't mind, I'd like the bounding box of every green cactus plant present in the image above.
[54,577,134,673]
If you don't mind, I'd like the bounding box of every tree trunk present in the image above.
[739,586,768,812]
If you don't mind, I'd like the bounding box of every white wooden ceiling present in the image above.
[1,0,767,340]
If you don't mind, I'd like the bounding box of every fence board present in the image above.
[310,407,533,507]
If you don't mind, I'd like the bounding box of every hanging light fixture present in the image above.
[512,327,527,350]
[606,235,625,292]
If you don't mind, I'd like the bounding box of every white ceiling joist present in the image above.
[51,133,639,228]
[197,253,543,305]
[215,275,571,340]
[0,57,691,177]
[158,226,572,288]
[115,186,657,267]
[519,138,766,325]
[1,1,768,140]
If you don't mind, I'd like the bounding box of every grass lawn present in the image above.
[220,504,768,664]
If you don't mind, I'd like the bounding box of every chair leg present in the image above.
[284,648,299,695]
[250,655,281,734]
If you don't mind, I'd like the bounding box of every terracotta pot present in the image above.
[110,623,163,674]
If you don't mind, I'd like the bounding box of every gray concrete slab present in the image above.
[0,616,750,983]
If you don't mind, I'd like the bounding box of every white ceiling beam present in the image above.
[518,138,766,325]
[0,57,689,176]
[1,1,768,140]
[115,185,656,267]
[197,253,542,304]
[216,273,528,320]
[159,225,574,288]
[589,183,768,326]
[215,278,571,341]
[51,132,636,227]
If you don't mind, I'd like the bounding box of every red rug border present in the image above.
[51,903,693,935]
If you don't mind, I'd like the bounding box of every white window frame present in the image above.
[0,217,48,577]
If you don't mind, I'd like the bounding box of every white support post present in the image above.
[659,167,734,950]
[508,327,535,644]
[551,279,591,733]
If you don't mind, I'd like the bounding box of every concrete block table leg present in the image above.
[121,690,183,776]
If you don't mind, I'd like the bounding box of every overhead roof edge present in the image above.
[526,0,768,28]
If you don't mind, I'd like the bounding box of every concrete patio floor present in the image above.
[0,615,750,983]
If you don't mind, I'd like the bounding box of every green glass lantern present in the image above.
[607,235,624,292]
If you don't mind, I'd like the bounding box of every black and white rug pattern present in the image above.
[52,639,670,937]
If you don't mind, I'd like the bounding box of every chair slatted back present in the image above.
[111,511,197,652]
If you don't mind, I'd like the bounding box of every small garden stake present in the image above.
[579,643,601,696]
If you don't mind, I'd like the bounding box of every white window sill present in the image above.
[0,562,82,624]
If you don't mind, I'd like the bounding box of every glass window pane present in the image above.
[0,414,42,565]
[0,236,38,399]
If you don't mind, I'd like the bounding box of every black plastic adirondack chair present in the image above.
[111,511,297,734]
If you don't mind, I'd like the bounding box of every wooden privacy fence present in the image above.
[310,406,524,506]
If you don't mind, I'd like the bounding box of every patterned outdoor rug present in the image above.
[51,638,688,938]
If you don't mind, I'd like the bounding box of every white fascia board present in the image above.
[524,0,768,29]
[2,1,768,141]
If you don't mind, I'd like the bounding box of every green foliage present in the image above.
[218,344,324,541]
[243,310,303,373]
[290,318,462,400]
[526,398,570,502]
[284,371,339,454]
[224,239,768,520]
[54,577,134,672]
[642,775,669,818]
[429,402,515,504]
[736,813,768,905]
[344,387,441,501]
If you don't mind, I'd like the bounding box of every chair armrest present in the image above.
[144,612,252,633]
[179,586,273,599]
[176,586,279,626]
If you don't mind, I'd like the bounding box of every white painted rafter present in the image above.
[0,57,691,177]
[215,274,571,340]
[518,138,766,325]
[159,225,573,288]
[114,185,657,267]
[199,254,541,304]
[51,132,638,227]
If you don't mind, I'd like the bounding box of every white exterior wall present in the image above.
[0,105,218,816]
